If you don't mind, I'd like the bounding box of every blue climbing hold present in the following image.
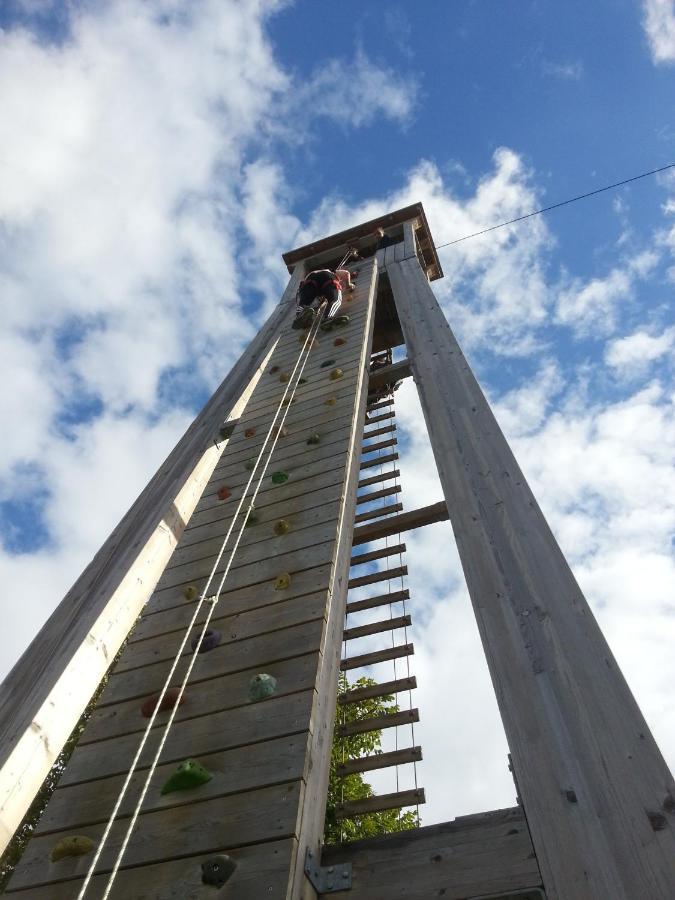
[191,629,221,654]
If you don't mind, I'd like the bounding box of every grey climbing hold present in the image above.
[201,855,237,887]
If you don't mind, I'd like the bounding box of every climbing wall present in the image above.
[6,259,378,899]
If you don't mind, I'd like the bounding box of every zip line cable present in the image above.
[432,162,675,251]
[78,312,323,899]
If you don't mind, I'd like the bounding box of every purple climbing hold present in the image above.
[191,629,221,654]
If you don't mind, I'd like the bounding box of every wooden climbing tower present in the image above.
[1,204,674,899]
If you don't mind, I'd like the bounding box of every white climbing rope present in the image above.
[77,313,323,899]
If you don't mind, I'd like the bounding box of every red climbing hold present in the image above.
[269,365,280,374]
[141,686,186,718]
[334,337,346,346]
[217,486,231,501]
[244,427,256,438]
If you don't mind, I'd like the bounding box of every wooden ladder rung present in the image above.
[360,451,399,471]
[336,746,422,777]
[346,589,410,614]
[361,437,397,456]
[335,788,425,819]
[340,643,414,671]
[363,423,397,441]
[367,399,395,413]
[350,543,405,568]
[337,708,419,738]
[354,502,403,524]
[348,566,407,590]
[358,468,400,489]
[343,614,411,641]
[365,411,396,426]
[356,484,401,506]
[339,675,417,705]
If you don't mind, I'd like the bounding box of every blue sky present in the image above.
[0,0,674,825]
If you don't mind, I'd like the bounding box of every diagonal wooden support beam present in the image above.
[368,358,412,390]
[352,500,448,545]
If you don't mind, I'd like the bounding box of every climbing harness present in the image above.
[77,312,324,900]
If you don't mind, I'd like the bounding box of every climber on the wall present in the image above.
[292,261,355,331]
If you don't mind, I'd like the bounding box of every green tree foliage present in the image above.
[324,674,420,844]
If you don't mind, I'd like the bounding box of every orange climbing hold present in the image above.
[217,486,231,501]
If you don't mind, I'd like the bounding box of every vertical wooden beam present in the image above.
[0,268,305,853]
[387,254,675,900]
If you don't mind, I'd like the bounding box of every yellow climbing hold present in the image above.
[184,585,197,601]
[50,836,95,862]
[279,373,290,383]
[274,572,291,590]
[329,368,344,381]
[274,519,291,536]
[324,396,337,406]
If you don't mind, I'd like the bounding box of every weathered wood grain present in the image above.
[101,618,325,708]
[61,689,315,787]
[368,358,411,390]
[360,437,397,456]
[387,253,675,899]
[335,787,424,820]
[352,500,448,545]
[9,782,302,891]
[337,708,419,738]
[81,652,319,746]
[349,543,405,567]
[355,485,401,506]
[362,423,397,442]
[4,838,296,899]
[336,746,422,777]
[320,808,542,900]
[357,468,400,489]
[360,450,398,471]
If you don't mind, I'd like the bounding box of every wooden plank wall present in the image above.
[385,243,675,898]
[5,260,378,899]
[319,807,542,900]
[0,266,305,853]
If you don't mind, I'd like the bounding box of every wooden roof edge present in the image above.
[282,201,444,282]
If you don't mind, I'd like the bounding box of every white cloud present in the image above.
[642,0,675,64]
[555,249,660,336]
[542,60,584,80]
[605,325,675,378]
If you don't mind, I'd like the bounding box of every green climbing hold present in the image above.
[298,377,308,384]
[320,359,335,368]
[274,519,291,535]
[244,509,259,527]
[271,471,289,485]
[333,314,350,327]
[244,459,256,471]
[50,835,95,862]
[306,433,321,445]
[161,759,213,795]
[248,673,278,702]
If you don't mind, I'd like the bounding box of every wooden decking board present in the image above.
[4,839,296,899]
[366,399,395,413]
[340,643,414,671]
[335,787,424,819]
[61,690,315,788]
[363,411,395,426]
[343,614,411,642]
[362,423,397,442]
[100,618,325,708]
[9,782,302,892]
[339,676,416,705]
[80,652,319,746]
[348,566,407,590]
[360,437,397,456]
[115,592,327,674]
[346,588,409,614]
[336,708,419,738]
